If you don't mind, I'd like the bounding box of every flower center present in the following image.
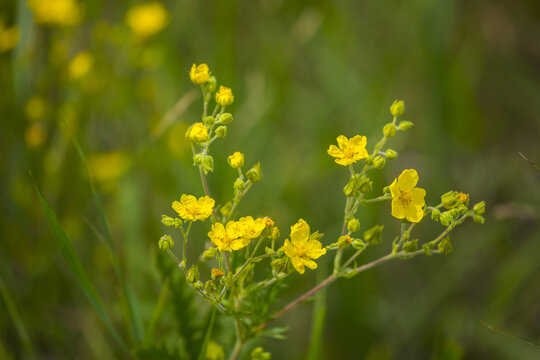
[343,148,356,159]
[399,190,412,205]
[296,247,306,257]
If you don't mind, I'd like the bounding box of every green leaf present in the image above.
[196,308,217,360]
[32,179,130,354]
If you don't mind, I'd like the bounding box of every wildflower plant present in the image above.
[158,64,486,359]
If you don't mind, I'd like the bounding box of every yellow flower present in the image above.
[389,169,426,223]
[28,0,82,26]
[208,221,250,252]
[187,123,209,143]
[126,2,169,38]
[215,86,234,107]
[0,23,20,52]
[69,51,93,79]
[227,152,244,168]
[238,216,266,239]
[327,135,369,166]
[189,63,210,85]
[172,194,215,221]
[283,219,326,274]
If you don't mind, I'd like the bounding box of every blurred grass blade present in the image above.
[0,274,35,359]
[65,121,144,344]
[480,320,540,349]
[144,278,170,343]
[518,152,540,171]
[32,179,130,354]
[306,270,327,360]
[197,308,217,360]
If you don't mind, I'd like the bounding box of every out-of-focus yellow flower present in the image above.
[227,152,244,168]
[69,51,93,79]
[327,135,369,166]
[215,86,234,107]
[25,123,47,148]
[25,96,48,121]
[238,216,266,239]
[126,2,169,38]
[28,0,83,26]
[283,219,326,274]
[206,341,225,360]
[0,23,20,52]
[187,122,209,143]
[190,63,210,85]
[87,151,132,182]
[208,221,250,252]
[389,169,426,223]
[172,194,214,222]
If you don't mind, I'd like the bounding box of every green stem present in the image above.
[228,320,243,360]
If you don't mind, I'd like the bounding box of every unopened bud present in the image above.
[390,100,405,117]
[186,265,199,284]
[246,162,262,183]
[383,186,391,194]
[202,247,217,261]
[457,192,469,206]
[373,156,386,169]
[220,202,232,217]
[337,235,352,249]
[203,76,217,93]
[383,123,397,138]
[398,121,414,131]
[161,215,176,227]
[431,208,441,221]
[204,116,215,126]
[403,239,419,253]
[234,178,246,191]
[204,280,216,293]
[363,225,384,245]
[473,215,485,224]
[227,152,244,168]
[192,153,203,166]
[211,268,225,280]
[473,201,485,215]
[269,227,280,241]
[437,237,453,255]
[347,218,361,233]
[193,280,203,290]
[440,211,453,226]
[385,149,398,159]
[218,112,233,125]
[202,155,214,173]
[441,191,460,209]
[352,239,365,250]
[215,125,227,138]
[158,235,174,250]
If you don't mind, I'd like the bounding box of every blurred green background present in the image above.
[1,0,540,359]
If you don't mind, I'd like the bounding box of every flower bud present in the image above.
[347,218,361,233]
[203,115,215,126]
[215,85,234,107]
[398,121,414,131]
[193,280,203,290]
[203,76,217,93]
[383,123,397,138]
[431,208,441,221]
[441,191,459,209]
[187,122,209,143]
[246,162,262,183]
[251,347,271,360]
[192,153,203,166]
[271,258,284,272]
[234,178,246,191]
[439,211,453,226]
[383,150,398,161]
[473,215,485,224]
[202,247,217,261]
[373,156,386,169]
[189,63,210,86]
[457,192,469,206]
[456,204,468,215]
[358,177,373,194]
[473,201,485,215]
[403,239,418,253]
[161,215,176,227]
[158,235,174,250]
[223,273,234,287]
[215,125,227,138]
[352,239,365,250]
[202,155,214,173]
[204,280,216,293]
[211,268,225,280]
[390,100,405,117]
[383,185,390,194]
[437,237,453,255]
[186,265,199,284]
[218,112,233,125]
[269,227,280,241]
[338,235,352,249]
[220,202,232,217]
[227,152,244,168]
[363,225,384,245]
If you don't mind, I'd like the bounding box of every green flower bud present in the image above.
[234,178,246,191]
[204,280,216,294]
[203,76,217,93]
[398,121,414,131]
[223,273,234,287]
[343,179,355,197]
[365,156,374,165]
[347,218,361,233]
[373,156,386,169]
[383,185,391,194]
[473,215,485,224]
[271,258,284,272]
[383,123,397,138]
[422,242,435,255]
[441,191,459,209]
[202,155,214,173]
[437,237,453,255]
[193,280,203,290]
[363,225,384,245]
[337,235,352,249]
[246,162,262,183]
[219,202,232,217]
[403,239,418,253]
[390,100,405,117]
[192,153,203,166]
[204,116,215,126]
[186,265,199,284]
[352,239,365,250]
[218,112,233,125]
[202,247,218,261]
[215,125,227,138]
[269,227,280,241]
[440,211,453,226]
[158,235,174,250]
[456,204,468,215]
[385,149,398,159]
[431,208,441,221]
[251,347,271,360]
[473,201,485,215]
[161,215,176,227]
[358,177,373,194]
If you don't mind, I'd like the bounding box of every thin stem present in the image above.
[182,221,193,265]
[228,320,243,360]
[357,195,391,205]
[198,166,218,220]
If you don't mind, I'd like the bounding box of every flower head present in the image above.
[389,169,426,223]
[215,86,234,107]
[208,221,249,252]
[126,2,169,38]
[228,152,244,168]
[283,219,326,274]
[190,63,210,85]
[29,0,82,26]
[69,51,93,79]
[238,216,266,239]
[327,135,369,166]
[187,123,209,143]
[172,194,214,221]
[0,23,20,52]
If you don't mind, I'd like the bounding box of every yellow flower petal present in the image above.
[397,169,418,190]
[335,157,354,166]
[348,135,366,147]
[327,145,343,158]
[283,239,295,258]
[290,256,305,274]
[290,219,310,246]
[389,178,400,198]
[302,257,318,270]
[305,240,326,259]
[405,204,423,223]
[411,187,426,206]
[336,135,348,148]
[391,198,405,219]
